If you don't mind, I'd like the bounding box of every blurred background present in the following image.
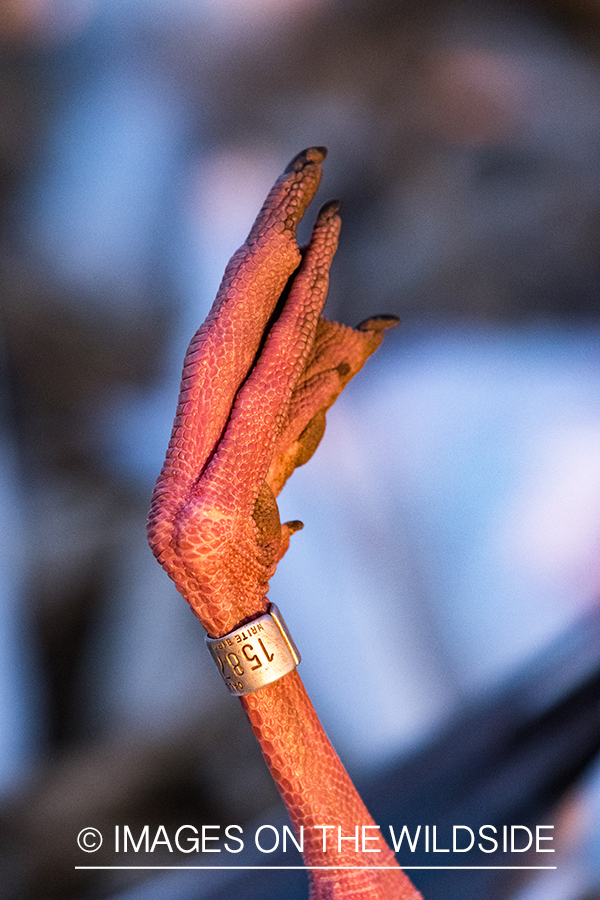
[1,0,600,898]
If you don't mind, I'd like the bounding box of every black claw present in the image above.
[356,315,401,332]
[283,520,304,534]
[285,146,328,173]
[319,199,342,217]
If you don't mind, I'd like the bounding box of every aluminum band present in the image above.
[206,604,301,696]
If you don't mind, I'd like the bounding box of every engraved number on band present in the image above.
[258,638,274,662]
[241,644,263,670]
[227,652,244,676]
[206,604,301,696]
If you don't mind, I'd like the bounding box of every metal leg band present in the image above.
[205,604,301,696]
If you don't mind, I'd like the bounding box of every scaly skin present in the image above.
[147,147,422,899]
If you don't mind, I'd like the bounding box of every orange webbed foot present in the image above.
[147,148,398,638]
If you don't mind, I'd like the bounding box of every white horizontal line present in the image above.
[75,865,558,871]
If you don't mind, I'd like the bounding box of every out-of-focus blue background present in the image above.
[1,1,600,898]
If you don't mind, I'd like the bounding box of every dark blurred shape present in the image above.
[371,602,600,899]
[0,0,90,47]
[163,0,600,323]
[0,701,281,900]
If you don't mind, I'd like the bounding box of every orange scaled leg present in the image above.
[147,147,422,900]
